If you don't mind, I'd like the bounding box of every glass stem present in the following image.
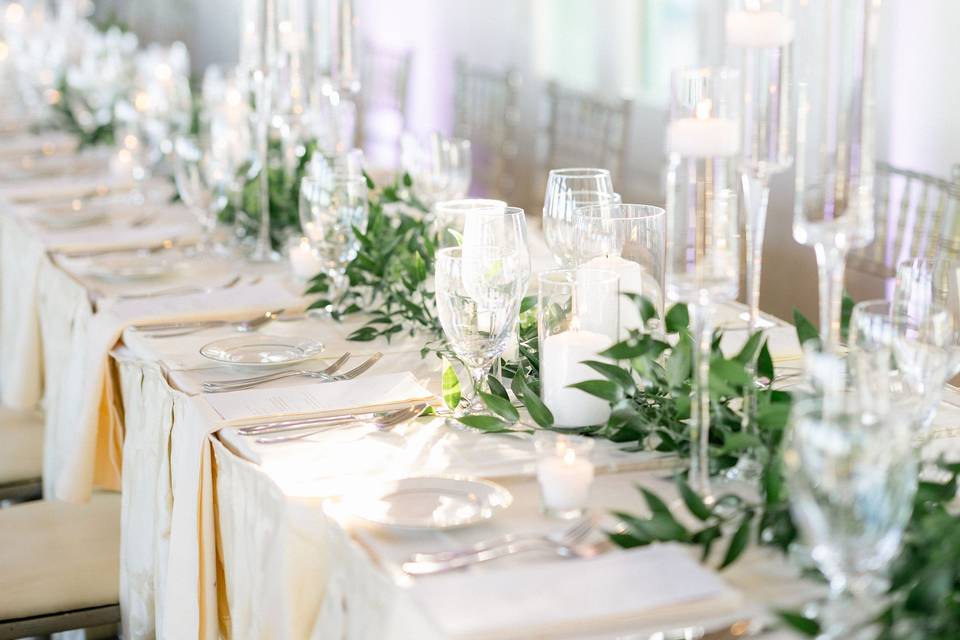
[814,242,848,352]
[742,173,770,331]
[467,364,488,413]
[689,302,713,500]
[251,78,274,262]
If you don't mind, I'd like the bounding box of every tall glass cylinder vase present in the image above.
[726,0,794,331]
[665,67,741,499]
[793,0,880,352]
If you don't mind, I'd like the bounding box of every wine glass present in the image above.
[726,0,794,331]
[784,393,917,639]
[435,244,527,416]
[793,0,881,352]
[401,132,472,206]
[298,174,369,313]
[573,203,666,336]
[434,199,507,249]
[665,66,741,499]
[849,299,954,438]
[173,134,229,254]
[542,168,616,267]
[895,257,960,376]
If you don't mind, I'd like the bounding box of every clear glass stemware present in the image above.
[542,168,616,268]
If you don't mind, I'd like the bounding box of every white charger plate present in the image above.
[199,334,325,368]
[340,476,513,530]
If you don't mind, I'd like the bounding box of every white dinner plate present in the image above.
[340,476,513,530]
[199,334,325,368]
[33,204,110,229]
[84,252,179,282]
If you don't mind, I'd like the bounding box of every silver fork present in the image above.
[115,275,243,301]
[255,402,427,444]
[410,516,593,564]
[201,352,383,393]
[143,307,284,338]
[401,528,605,576]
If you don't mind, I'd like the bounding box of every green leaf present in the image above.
[487,376,510,401]
[514,371,554,427]
[665,303,690,333]
[519,295,537,314]
[776,611,821,637]
[402,171,413,187]
[756,341,774,380]
[568,379,623,403]
[623,293,657,325]
[457,415,513,432]
[666,337,692,389]
[639,486,674,517]
[581,360,636,391]
[442,361,462,410]
[676,477,712,521]
[841,291,855,342]
[479,391,520,422]
[734,331,764,365]
[719,513,753,569]
[792,308,821,349]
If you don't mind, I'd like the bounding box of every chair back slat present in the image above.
[453,59,521,199]
[849,161,958,281]
[537,81,632,201]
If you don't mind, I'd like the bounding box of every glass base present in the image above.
[737,311,776,329]
[541,505,587,520]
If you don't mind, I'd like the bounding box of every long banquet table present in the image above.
[4,133,960,639]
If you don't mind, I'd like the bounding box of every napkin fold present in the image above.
[48,276,305,501]
[408,544,741,639]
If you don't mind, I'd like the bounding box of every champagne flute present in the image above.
[793,0,881,352]
[665,66,741,499]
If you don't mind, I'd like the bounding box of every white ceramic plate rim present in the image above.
[341,475,514,531]
[84,253,180,282]
[199,334,326,368]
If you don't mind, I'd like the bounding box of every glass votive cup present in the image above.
[534,431,596,519]
[286,236,323,282]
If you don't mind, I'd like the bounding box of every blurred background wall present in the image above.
[94,0,960,323]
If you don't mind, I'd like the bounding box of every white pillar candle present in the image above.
[725,11,794,48]
[667,117,740,157]
[582,255,645,335]
[289,238,323,281]
[541,328,613,428]
[537,451,594,513]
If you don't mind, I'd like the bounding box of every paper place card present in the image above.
[408,543,741,639]
[204,372,436,425]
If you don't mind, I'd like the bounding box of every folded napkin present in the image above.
[0,171,134,204]
[0,132,76,159]
[408,543,741,639]
[48,276,305,501]
[44,221,199,255]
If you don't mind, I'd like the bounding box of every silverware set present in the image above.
[131,307,284,338]
[245,402,428,445]
[401,516,598,576]
[202,352,383,393]
[115,275,262,302]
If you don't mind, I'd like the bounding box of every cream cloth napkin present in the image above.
[0,171,134,204]
[48,276,305,502]
[407,544,740,639]
[0,132,76,160]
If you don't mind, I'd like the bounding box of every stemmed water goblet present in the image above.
[895,257,960,378]
[849,299,954,438]
[783,392,917,639]
[665,66,741,499]
[173,134,229,255]
[401,132,472,207]
[792,0,881,352]
[542,168,616,267]
[435,245,528,416]
[298,174,369,314]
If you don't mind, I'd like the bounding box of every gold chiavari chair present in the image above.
[848,163,960,284]
[537,81,633,198]
[453,59,521,200]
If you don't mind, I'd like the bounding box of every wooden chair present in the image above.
[453,59,521,201]
[356,44,413,166]
[849,163,960,285]
[0,492,120,639]
[0,407,43,503]
[538,81,633,198]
